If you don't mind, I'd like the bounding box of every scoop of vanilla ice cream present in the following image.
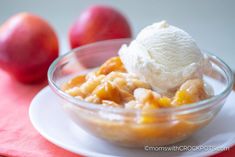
[119,21,208,95]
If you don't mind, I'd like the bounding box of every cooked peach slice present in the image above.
[85,95,101,104]
[64,86,85,97]
[96,57,126,75]
[172,79,209,106]
[158,97,172,108]
[134,88,160,109]
[93,81,133,104]
[62,75,86,90]
[80,75,105,96]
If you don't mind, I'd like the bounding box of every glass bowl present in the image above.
[48,39,234,147]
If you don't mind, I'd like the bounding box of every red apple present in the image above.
[69,5,132,48]
[0,13,59,83]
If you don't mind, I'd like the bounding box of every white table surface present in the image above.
[1,0,235,71]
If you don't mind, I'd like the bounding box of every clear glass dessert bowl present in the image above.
[48,39,234,147]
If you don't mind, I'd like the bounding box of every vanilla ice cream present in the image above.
[119,21,209,95]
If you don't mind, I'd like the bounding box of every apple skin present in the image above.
[69,5,132,49]
[0,13,59,83]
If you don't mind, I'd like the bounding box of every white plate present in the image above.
[29,86,235,157]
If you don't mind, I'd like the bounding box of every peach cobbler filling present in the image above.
[62,57,209,110]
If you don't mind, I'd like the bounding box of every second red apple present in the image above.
[69,5,132,49]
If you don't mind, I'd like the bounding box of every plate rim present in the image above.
[29,86,115,157]
[29,86,235,157]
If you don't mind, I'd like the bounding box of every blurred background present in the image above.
[1,0,234,70]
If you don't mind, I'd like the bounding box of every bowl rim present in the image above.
[48,38,234,115]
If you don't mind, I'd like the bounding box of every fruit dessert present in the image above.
[62,56,210,110]
[61,21,213,147]
[63,21,211,110]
